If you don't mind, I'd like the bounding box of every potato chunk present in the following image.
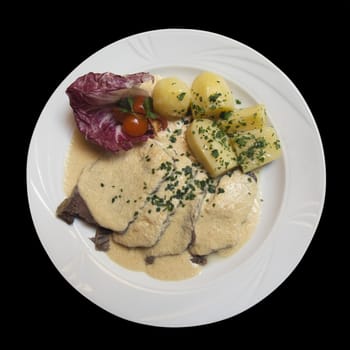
[152,77,191,119]
[218,104,266,133]
[231,126,282,172]
[186,119,237,177]
[191,71,234,119]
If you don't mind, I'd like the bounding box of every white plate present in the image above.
[27,29,326,327]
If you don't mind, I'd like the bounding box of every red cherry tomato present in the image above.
[132,96,147,114]
[122,114,148,137]
[112,108,128,123]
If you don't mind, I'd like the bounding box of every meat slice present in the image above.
[143,171,207,259]
[141,204,195,257]
[56,187,96,225]
[111,175,174,247]
[112,157,192,248]
[190,170,258,256]
[76,140,173,232]
[90,227,112,251]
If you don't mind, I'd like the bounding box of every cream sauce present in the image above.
[146,251,201,281]
[64,129,102,196]
[107,242,200,281]
[217,197,260,257]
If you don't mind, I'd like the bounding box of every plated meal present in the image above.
[56,70,282,280]
[27,29,325,326]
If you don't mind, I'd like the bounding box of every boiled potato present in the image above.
[186,119,238,177]
[191,71,234,119]
[152,77,191,119]
[218,104,266,133]
[231,126,282,173]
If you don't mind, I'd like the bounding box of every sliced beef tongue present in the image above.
[56,187,96,225]
[140,204,195,258]
[190,255,207,265]
[142,169,208,260]
[57,188,112,251]
[112,157,189,248]
[190,170,258,256]
[56,139,175,250]
[90,227,112,251]
[76,140,173,233]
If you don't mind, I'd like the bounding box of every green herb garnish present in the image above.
[211,149,219,158]
[143,97,158,119]
[177,92,186,101]
[219,111,232,120]
[209,92,222,102]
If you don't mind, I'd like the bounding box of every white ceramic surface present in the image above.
[27,29,326,327]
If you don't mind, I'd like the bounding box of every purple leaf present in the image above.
[66,72,155,152]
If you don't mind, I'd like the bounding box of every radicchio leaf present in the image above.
[66,72,155,152]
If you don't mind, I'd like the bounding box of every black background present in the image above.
[19,4,343,343]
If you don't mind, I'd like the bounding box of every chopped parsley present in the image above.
[219,111,232,120]
[191,103,205,117]
[254,137,268,149]
[159,161,173,174]
[209,92,222,103]
[182,165,193,177]
[211,149,219,158]
[208,184,216,193]
[234,134,253,148]
[143,97,158,119]
[169,135,177,143]
[198,126,206,134]
[177,92,186,101]
[273,139,281,150]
